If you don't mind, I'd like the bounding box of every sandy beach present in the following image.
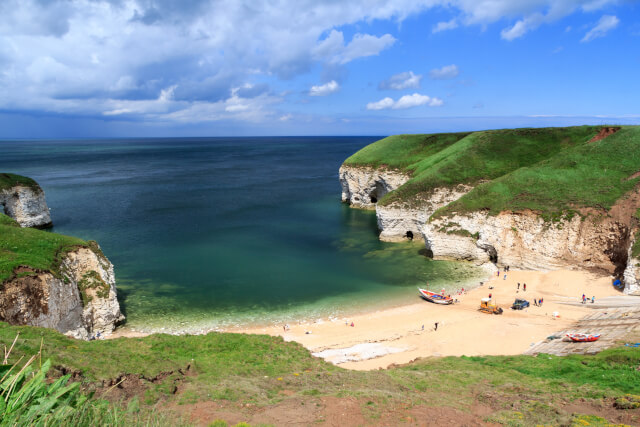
[226,269,626,370]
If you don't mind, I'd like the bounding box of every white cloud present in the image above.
[581,15,619,42]
[366,97,395,110]
[0,0,623,124]
[279,114,292,121]
[309,80,339,96]
[433,19,459,33]
[314,30,396,65]
[429,64,460,80]
[366,93,443,110]
[379,71,422,90]
[500,13,543,40]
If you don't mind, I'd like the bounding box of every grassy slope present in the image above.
[1,322,639,425]
[343,126,640,219]
[347,126,602,208]
[0,213,87,282]
[436,126,640,219]
[0,172,40,192]
[343,132,472,171]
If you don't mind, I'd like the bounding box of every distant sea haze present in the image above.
[1,137,484,333]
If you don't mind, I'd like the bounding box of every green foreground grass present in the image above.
[0,213,87,282]
[344,126,640,221]
[1,322,639,426]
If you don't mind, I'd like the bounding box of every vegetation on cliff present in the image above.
[0,213,88,283]
[0,173,41,192]
[0,322,639,425]
[344,126,640,221]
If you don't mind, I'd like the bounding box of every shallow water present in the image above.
[1,137,484,332]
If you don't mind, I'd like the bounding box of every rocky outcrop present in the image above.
[339,165,410,209]
[423,211,631,274]
[0,245,124,339]
[623,237,640,295]
[1,185,52,228]
[377,185,473,242]
[340,164,640,277]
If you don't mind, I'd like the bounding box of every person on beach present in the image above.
[489,293,492,299]
[503,274,507,280]
[539,297,543,306]
[434,322,439,331]
[422,324,424,331]
[523,283,526,291]
[350,322,354,327]
[533,298,538,306]
[517,282,520,290]
[582,294,586,304]
[591,296,595,304]
[497,270,500,277]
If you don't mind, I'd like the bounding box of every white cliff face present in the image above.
[0,185,52,228]
[424,211,630,273]
[0,246,124,340]
[377,185,473,242]
[623,237,640,295]
[339,165,410,209]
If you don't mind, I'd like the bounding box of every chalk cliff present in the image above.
[0,244,123,339]
[0,184,52,228]
[623,235,640,295]
[339,165,409,209]
[423,211,631,274]
[340,163,640,291]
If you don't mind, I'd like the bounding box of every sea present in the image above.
[1,137,485,333]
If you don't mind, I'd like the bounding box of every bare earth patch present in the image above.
[589,126,621,143]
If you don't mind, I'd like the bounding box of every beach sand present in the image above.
[228,269,624,370]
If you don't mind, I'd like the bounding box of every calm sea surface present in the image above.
[1,137,484,332]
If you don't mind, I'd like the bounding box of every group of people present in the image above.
[533,298,544,306]
[581,294,595,304]
[517,282,527,291]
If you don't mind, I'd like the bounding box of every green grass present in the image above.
[0,213,87,283]
[343,126,640,221]
[436,126,640,219]
[344,126,603,209]
[343,132,472,171]
[1,322,639,426]
[0,173,40,192]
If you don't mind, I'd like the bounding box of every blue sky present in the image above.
[0,0,638,137]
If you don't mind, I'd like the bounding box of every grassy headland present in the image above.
[344,126,640,221]
[0,172,40,192]
[0,213,87,282]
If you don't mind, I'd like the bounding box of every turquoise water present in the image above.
[1,137,484,332]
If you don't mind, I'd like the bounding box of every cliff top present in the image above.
[344,125,640,220]
[0,213,87,283]
[0,173,41,192]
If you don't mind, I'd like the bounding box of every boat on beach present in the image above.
[566,333,600,342]
[418,288,453,305]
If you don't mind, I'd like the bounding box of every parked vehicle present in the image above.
[479,298,503,314]
[511,298,530,310]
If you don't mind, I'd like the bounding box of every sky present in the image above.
[0,0,638,138]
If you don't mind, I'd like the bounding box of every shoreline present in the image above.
[109,268,635,370]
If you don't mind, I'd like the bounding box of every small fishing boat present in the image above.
[566,333,600,342]
[418,288,453,305]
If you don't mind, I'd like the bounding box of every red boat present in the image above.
[418,288,453,305]
[566,333,600,342]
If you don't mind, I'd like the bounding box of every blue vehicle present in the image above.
[511,298,530,310]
